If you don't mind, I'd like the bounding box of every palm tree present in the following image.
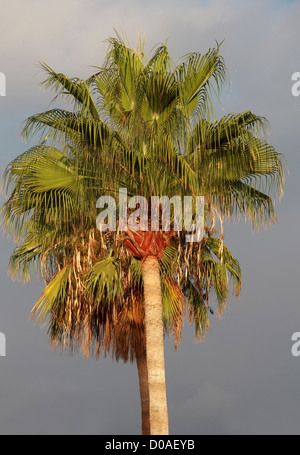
[1,32,284,434]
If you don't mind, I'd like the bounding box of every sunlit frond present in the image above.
[39,62,100,120]
[85,257,121,305]
[31,264,71,324]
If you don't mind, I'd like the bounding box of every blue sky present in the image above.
[0,0,300,435]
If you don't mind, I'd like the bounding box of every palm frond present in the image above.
[39,62,100,120]
[177,45,227,119]
[84,257,121,305]
[31,264,71,324]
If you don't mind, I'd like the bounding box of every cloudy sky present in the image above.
[0,0,300,435]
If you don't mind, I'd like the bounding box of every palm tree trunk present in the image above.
[136,350,150,435]
[141,255,169,435]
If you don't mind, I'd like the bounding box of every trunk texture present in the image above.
[141,255,169,435]
[136,350,150,435]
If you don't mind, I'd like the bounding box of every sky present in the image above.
[0,0,300,435]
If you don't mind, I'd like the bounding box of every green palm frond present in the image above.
[1,145,83,240]
[162,278,184,323]
[155,134,198,191]
[84,257,121,305]
[177,45,227,119]
[8,221,58,283]
[39,62,100,120]
[130,256,143,286]
[141,71,178,125]
[31,264,71,324]
[217,180,277,227]
[160,246,178,278]
[188,112,268,153]
[21,109,110,151]
[205,237,241,296]
[144,43,172,74]
[187,112,284,224]
[183,278,211,340]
